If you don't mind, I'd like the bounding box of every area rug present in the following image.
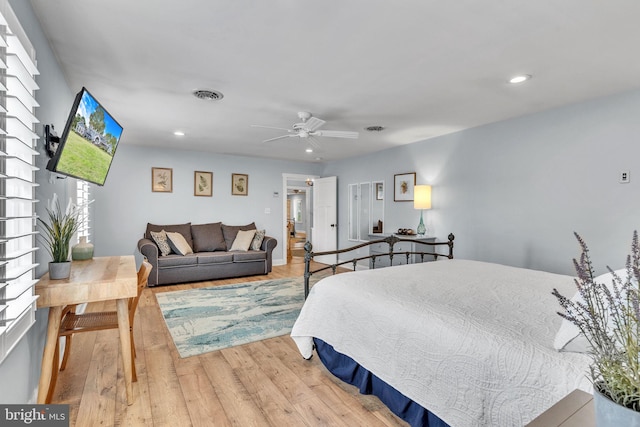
[156,277,309,358]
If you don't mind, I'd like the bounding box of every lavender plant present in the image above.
[552,231,640,411]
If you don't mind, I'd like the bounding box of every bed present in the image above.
[291,237,592,427]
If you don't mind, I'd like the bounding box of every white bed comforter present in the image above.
[291,259,593,427]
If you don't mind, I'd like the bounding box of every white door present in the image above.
[312,176,338,264]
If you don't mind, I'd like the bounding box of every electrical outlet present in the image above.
[620,171,630,184]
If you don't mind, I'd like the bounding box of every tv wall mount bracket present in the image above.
[44,124,60,158]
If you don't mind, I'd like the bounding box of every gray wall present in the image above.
[325,88,640,276]
[92,144,322,263]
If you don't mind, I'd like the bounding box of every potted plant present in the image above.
[38,195,81,279]
[552,232,640,426]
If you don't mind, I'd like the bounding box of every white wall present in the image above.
[325,89,640,276]
[92,144,322,263]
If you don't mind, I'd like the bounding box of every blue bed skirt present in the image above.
[314,338,450,427]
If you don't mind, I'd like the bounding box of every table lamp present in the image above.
[414,185,431,236]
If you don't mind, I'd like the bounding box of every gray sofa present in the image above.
[137,221,277,287]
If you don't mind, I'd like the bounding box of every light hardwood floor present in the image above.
[49,258,408,427]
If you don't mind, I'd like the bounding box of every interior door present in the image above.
[312,176,337,264]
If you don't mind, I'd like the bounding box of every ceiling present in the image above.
[29,0,640,163]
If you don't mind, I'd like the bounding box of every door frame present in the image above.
[282,173,319,262]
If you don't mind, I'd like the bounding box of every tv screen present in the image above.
[46,87,123,186]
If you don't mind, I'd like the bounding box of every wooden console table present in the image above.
[35,256,138,405]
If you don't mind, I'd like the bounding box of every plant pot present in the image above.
[49,261,71,280]
[72,236,94,260]
[594,387,640,426]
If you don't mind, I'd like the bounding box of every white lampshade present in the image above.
[414,185,432,209]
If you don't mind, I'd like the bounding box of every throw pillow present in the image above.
[166,231,194,256]
[150,230,172,256]
[191,222,226,252]
[221,222,257,251]
[229,229,256,251]
[146,222,193,249]
[250,229,266,251]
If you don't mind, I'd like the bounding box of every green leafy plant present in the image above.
[552,231,640,411]
[38,196,81,263]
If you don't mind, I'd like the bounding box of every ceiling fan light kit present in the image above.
[252,112,359,147]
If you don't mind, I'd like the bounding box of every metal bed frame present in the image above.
[303,233,455,298]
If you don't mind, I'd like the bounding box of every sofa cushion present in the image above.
[250,229,266,250]
[157,254,198,268]
[221,222,256,251]
[146,222,193,249]
[230,229,256,251]
[232,251,267,262]
[166,231,194,255]
[197,252,234,264]
[150,230,172,256]
[191,222,226,252]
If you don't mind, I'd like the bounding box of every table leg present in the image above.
[116,298,134,405]
[37,306,63,404]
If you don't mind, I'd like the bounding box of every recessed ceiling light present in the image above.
[509,74,532,84]
[174,131,185,136]
[305,148,313,153]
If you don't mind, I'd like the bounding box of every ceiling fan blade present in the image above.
[304,117,326,132]
[251,124,293,132]
[307,136,321,149]
[313,130,359,139]
[263,134,295,143]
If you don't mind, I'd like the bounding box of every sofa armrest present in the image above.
[261,236,277,273]
[138,238,159,286]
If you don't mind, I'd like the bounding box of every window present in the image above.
[76,180,91,242]
[0,2,40,363]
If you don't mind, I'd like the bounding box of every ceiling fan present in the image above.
[251,112,359,147]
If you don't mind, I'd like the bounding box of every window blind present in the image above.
[0,2,40,364]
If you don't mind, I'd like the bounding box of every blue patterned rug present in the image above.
[156,277,307,358]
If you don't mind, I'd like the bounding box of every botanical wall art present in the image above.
[394,172,416,201]
[152,167,173,193]
[194,171,213,197]
[231,173,248,196]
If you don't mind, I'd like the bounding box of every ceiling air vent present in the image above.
[365,125,385,132]
[192,89,224,101]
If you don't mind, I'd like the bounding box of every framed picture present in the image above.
[231,173,248,196]
[194,171,213,197]
[394,172,416,201]
[375,182,384,200]
[152,167,173,193]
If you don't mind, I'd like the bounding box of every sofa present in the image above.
[137,221,277,287]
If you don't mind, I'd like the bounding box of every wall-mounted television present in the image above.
[46,87,123,186]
